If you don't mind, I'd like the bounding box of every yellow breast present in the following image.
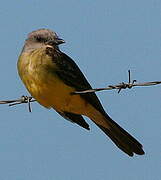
[17,48,89,114]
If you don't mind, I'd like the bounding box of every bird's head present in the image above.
[23,29,65,52]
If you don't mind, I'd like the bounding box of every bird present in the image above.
[17,28,144,156]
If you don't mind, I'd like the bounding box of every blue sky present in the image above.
[0,0,161,179]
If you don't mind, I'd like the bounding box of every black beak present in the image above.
[55,38,65,45]
[47,38,65,46]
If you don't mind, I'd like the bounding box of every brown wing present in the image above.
[57,111,90,130]
[51,50,107,116]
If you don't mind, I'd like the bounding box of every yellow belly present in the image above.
[17,49,89,115]
[29,74,90,115]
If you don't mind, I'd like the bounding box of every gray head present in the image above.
[23,29,65,52]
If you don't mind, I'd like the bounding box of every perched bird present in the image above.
[17,28,144,156]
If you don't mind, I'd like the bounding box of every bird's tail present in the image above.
[90,111,144,156]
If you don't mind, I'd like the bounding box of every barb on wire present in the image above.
[0,96,36,112]
[73,70,161,94]
[1,70,161,111]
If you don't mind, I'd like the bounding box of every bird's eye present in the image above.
[35,36,44,42]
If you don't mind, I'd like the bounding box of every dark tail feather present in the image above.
[94,113,144,156]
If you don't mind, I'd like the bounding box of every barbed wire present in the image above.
[0,95,36,112]
[0,70,161,112]
[73,70,161,94]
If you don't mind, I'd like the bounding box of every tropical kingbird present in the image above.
[17,29,144,156]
